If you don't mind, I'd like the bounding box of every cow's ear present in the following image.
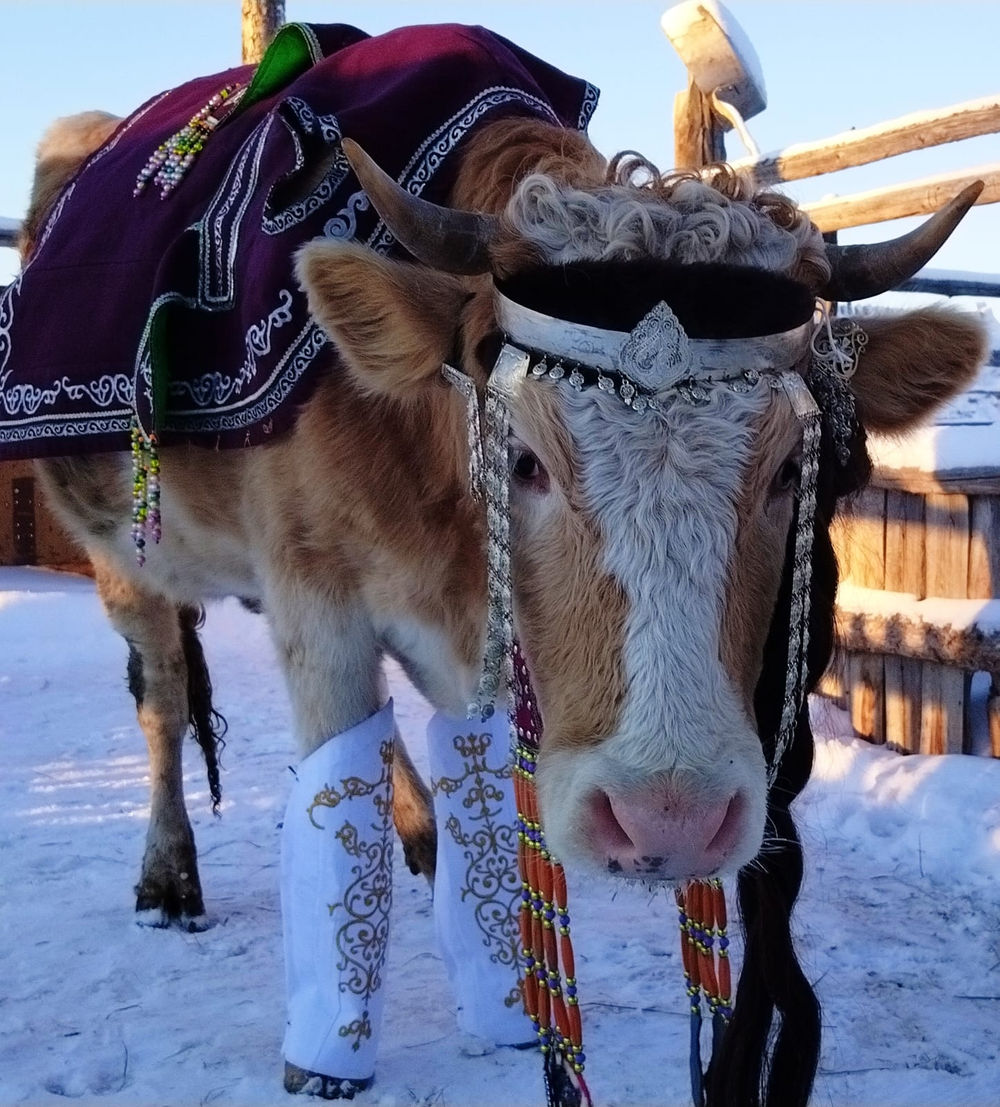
[849,307,988,434]
[296,239,467,397]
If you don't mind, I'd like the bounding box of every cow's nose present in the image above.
[587,784,748,880]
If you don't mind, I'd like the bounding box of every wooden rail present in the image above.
[731,95,1000,187]
[802,163,1000,232]
[0,219,19,249]
[899,269,1000,298]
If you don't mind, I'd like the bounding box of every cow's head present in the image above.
[297,132,986,884]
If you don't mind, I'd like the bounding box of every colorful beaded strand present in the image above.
[134,84,243,199]
[130,418,160,566]
[676,879,732,1105]
[513,642,591,1107]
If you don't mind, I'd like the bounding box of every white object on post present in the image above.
[281,699,395,1084]
[427,710,528,1043]
[661,0,767,121]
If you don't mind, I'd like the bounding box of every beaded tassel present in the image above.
[513,644,591,1107]
[130,418,161,566]
[676,879,732,1106]
[134,84,242,199]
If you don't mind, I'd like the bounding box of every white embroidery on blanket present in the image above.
[168,289,296,407]
[262,99,349,235]
[199,114,275,306]
[368,86,561,254]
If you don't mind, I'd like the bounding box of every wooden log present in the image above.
[241,0,284,65]
[0,218,20,249]
[732,95,1000,187]
[900,272,1000,298]
[849,651,885,743]
[884,655,922,754]
[816,649,847,709]
[673,78,726,169]
[919,663,966,755]
[883,489,925,598]
[834,601,1000,672]
[968,495,1000,600]
[881,489,925,752]
[802,163,999,233]
[988,677,1000,758]
[924,493,969,599]
[872,467,1000,497]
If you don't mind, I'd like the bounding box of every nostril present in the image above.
[705,792,747,860]
[589,789,633,852]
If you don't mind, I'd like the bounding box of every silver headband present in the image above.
[496,290,816,390]
[449,294,866,789]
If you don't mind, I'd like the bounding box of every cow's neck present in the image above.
[315,374,489,714]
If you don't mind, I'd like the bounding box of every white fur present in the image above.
[505,172,824,276]
[533,381,782,873]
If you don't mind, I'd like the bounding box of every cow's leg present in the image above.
[94,561,212,930]
[391,730,436,880]
[268,592,396,1099]
[426,710,529,1044]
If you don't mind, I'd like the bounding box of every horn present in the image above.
[341,137,499,276]
[822,180,984,302]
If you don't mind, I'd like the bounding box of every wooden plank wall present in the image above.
[0,460,86,570]
[831,483,1000,757]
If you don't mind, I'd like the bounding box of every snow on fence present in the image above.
[665,1,1000,757]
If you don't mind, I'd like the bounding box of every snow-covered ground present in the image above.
[2,567,998,1107]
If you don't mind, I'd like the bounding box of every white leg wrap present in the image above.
[427,711,528,1043]
[281,700,394,1081]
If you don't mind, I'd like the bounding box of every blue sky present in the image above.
[1,1,997,283]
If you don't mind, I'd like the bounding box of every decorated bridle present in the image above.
[444,285,866,1107]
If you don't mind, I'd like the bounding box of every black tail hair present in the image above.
[178,605,227,813]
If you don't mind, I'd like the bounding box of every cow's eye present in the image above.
[511,448,548,490]
[773,455,801,495]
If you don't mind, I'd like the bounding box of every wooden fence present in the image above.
[666,2,1000,756]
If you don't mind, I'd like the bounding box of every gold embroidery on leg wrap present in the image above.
[307,739,394,1054]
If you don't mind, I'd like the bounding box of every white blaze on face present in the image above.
[531,379,793,879]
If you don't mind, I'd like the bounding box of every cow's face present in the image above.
[485,265,817,881]
[510,374,804,880]
[296,154,987,884]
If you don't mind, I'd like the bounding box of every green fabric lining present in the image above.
[239,23,323,114]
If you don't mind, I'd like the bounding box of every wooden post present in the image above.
[988,677,1000,757]
[924,492,970,599]
[838,488,888,742]
[673,77,726,169]
[849,652,886,744]
[242,0,284,65]
[968,495,1000,599]
[919,492,969,751]
[883,489,925,751]
[919,663,967,754]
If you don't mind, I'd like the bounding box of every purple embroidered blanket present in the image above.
[0,22,598,459]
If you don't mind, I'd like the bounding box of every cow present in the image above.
[4,21,986,1107]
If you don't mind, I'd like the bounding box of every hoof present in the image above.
[284,1062,373,1100]
[400,825,437,882]
[135,869,207,929]
[135,906,211,932]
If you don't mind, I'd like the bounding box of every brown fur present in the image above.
[453,118,607,279]
[721,401,802,709]
[450,117,607,215]
[507,387,628,750]
[296,241,469,397]
[20,111,121,261]
[849,307,988,433]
